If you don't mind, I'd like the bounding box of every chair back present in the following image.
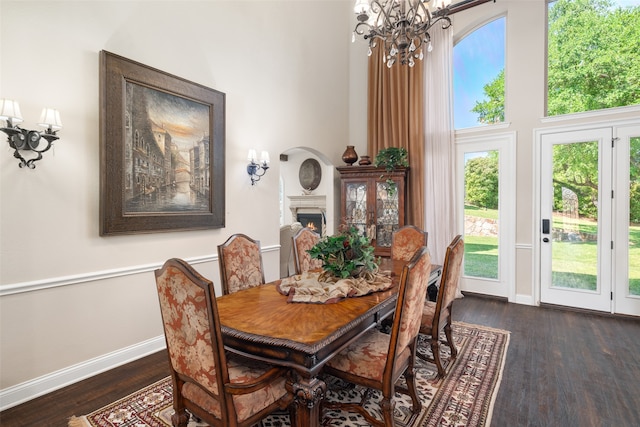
[155,258,229,421]
[292,227,323,274]
[218,233,266,295]
[387,246,432,371]
[391,225,428,262]
[433,235,464,331]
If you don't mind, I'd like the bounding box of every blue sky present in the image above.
[453,17,505,129]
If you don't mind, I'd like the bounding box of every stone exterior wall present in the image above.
[465,216,498,237]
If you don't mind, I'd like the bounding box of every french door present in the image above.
[539,124,640,315]
[614,125,640,316]
[456,133,515,300]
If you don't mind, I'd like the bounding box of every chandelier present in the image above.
[352,0,452,68]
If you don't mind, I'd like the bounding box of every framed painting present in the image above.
[99,51,225,235]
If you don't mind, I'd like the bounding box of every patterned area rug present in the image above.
[69,322,509,427]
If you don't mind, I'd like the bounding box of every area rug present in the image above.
[69,322,509,427]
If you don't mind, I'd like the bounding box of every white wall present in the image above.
[0,0,355,404]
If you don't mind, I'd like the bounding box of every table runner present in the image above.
[276,270,393,303]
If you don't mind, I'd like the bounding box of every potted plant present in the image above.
[374,147,409,195]
[308,225,378,280]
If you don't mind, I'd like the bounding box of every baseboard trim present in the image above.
[515,293,536,306]
[0,336,166,411]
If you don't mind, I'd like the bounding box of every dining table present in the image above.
[216,259,442,427]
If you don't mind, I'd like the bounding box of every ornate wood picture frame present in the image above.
[99,51,225,235]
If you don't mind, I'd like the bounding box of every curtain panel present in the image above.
[367,46,425,228]
[424,26,456,266]
[366,26,456,267]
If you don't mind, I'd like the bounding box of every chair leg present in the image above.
[171,408,190,427]
[404,367,422,416]
[444,322,457,358]
[430,337,445,377]
[380,395,396,427]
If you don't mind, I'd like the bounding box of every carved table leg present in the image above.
[286,376,326,427]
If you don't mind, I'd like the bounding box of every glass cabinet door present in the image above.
[344,181,368,236]
[375,180,400,249]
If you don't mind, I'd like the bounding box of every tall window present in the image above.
[547,0,640,116]
[453,17,506,129]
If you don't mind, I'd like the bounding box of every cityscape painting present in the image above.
[124,83,211,213]
[100,51,225,235]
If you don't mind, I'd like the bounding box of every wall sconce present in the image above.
[247,149,270,185]
[0,99,63,169]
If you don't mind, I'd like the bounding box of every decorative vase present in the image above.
[358,155,371,165]
[342,145,358,165]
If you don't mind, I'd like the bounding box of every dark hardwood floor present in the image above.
[1,294,639,427]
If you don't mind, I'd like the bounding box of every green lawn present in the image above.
[463,207,640,296]
[463,235,498,279]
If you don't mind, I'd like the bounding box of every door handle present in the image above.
[543,237,549,243]
[542,219,550,234]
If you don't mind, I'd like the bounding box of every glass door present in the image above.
[456,133,515,299]
[540,128,612,312]
[614,125,640,316]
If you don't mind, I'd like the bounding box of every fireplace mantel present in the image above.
[288,195,326,211]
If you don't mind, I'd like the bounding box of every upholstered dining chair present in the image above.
[418,235,464,378]
[292,227,323,274]
[154,258,294,427]
[391,225,428,262]
[322,246,432,427]
[218,233,265,295]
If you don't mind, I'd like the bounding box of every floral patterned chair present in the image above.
[292,227,323,274]
[391,225,428,262]
[154,258,294,427]
[322,246,432,427]
[218,234,265,295]
[419,235,464,377]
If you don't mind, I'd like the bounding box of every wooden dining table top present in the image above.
[217,277,397,347]
[216,259,441,372]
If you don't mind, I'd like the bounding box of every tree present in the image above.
[548,0,640,115]
[552,142,599,218]
[471,69,504,124]
[631,137,640,223]
[465,152,499,210]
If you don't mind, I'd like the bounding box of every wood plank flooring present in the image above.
[1,294,639,427]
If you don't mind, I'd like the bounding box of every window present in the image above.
[453,17,506,129]
[547,0,640,116]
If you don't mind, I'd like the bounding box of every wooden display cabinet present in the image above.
[337,165,408,257]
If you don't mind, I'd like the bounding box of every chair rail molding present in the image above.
[0,246,279,297]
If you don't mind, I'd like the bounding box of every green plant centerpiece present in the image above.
[307,225,378,280]
[374,147,409,195]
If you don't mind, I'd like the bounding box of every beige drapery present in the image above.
[424,26,456,267]
[367,46,425,228]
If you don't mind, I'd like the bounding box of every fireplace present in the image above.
[288,195,326,236]
[297,213,324,235]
